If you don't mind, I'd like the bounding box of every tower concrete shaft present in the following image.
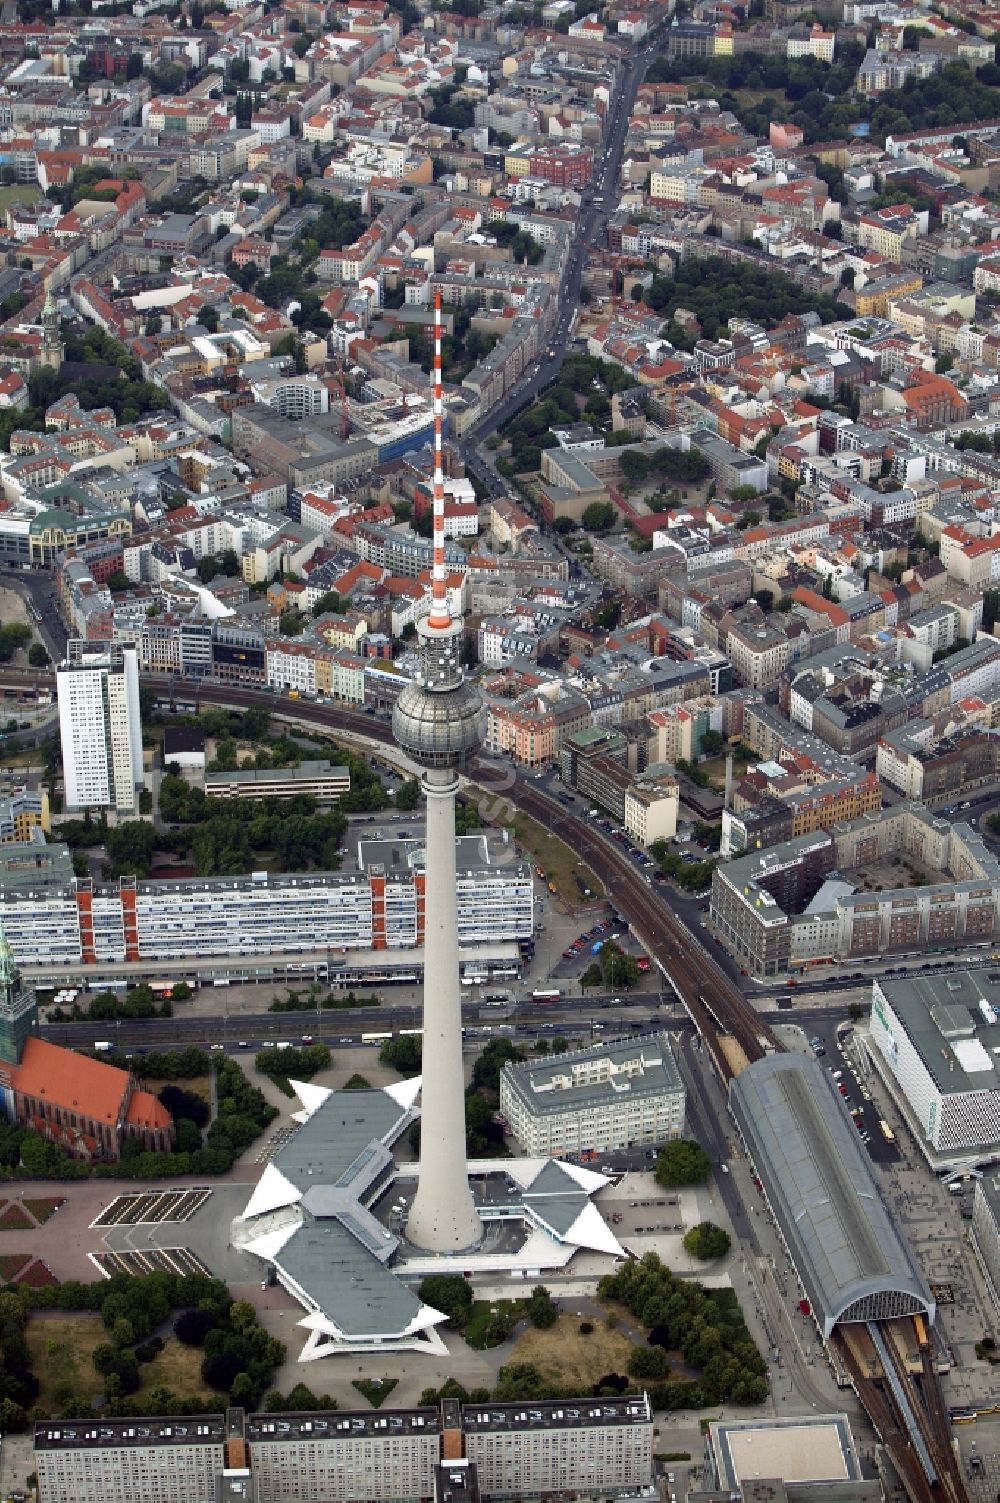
[403,764,481,1252]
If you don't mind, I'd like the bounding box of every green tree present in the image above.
[27,643,49,668]
[312,590,342,618]
[628,1343,670,1378]
[395,779,421,811]
[682,1221,731,1260]
[619,449,651,486]
[379,1034,422,1077]
[471,1037,524,1091]
[104,822,157,880]
[654,1139,712,1187]
[597,940,639,991]
[581,501,615,533]
[418,1274,473,1327]
[527,1285,558,1329]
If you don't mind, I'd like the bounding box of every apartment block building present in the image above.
[463,1396,653,1498]
[0,839,534,972]
[624,772,680,847]
[500,1035,685,1157]
[56,640,143,814]
[247,1409,441,1503]
[35,1398,655,1503]
[34,1416,227,1503]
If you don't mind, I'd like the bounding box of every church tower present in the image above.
[0,921,37,1066]
[40,291,63,373]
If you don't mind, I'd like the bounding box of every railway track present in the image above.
[834,1322,967,1503]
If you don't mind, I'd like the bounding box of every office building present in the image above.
[204,760,351,804]
[56,640,143,813]
[0,788,48,843]
[972,1174,1000,1310]
[500,1034,685,1157]
[869,969,1000,1159]
[694,1414,880,1503]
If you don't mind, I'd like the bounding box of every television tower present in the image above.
[392,290,484,1253]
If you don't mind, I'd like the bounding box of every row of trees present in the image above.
[255,1043,331,1083]
[618,446,711,489]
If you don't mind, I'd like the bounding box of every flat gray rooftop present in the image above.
[247,1409,439,1442]
[501,1033,684,1118]
[462,1396,650,1432]
[876,969,1000,1095]
[35,1418,225,1450]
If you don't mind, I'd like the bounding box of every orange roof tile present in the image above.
[125,1089,172,1132]
[13,1037,128,1124]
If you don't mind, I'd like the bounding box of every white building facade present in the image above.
[500,1034,686,1157]
[56,640,143,812]
[869,975,1000,1154]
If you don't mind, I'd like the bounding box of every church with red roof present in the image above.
[0,927,174,1162]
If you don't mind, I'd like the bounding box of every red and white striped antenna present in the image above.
[426,287,452,632]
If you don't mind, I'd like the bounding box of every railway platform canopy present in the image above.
[730,1054,935,1340]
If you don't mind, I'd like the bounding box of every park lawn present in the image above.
[27,1316,214,1412]
[509,812,604,906]
[27,1314,106,1410]
[23,1197,64,1225]
[464,1299,527,1350]
[699,749,752,789]
[509,1313,634,1389]
[139,1336,213,1403]
[141,1074,211,1105]
[0,184,41,209]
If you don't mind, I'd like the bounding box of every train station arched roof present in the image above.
[730,1054,935,1339]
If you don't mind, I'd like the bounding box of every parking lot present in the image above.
[90,1246,213,1279]
[91,1188,212,1228]
[792,1021,900,1167]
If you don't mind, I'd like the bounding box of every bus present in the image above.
[879,1119,896,1144]
[531,989,562,1005]
[361,1032,392,1044]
